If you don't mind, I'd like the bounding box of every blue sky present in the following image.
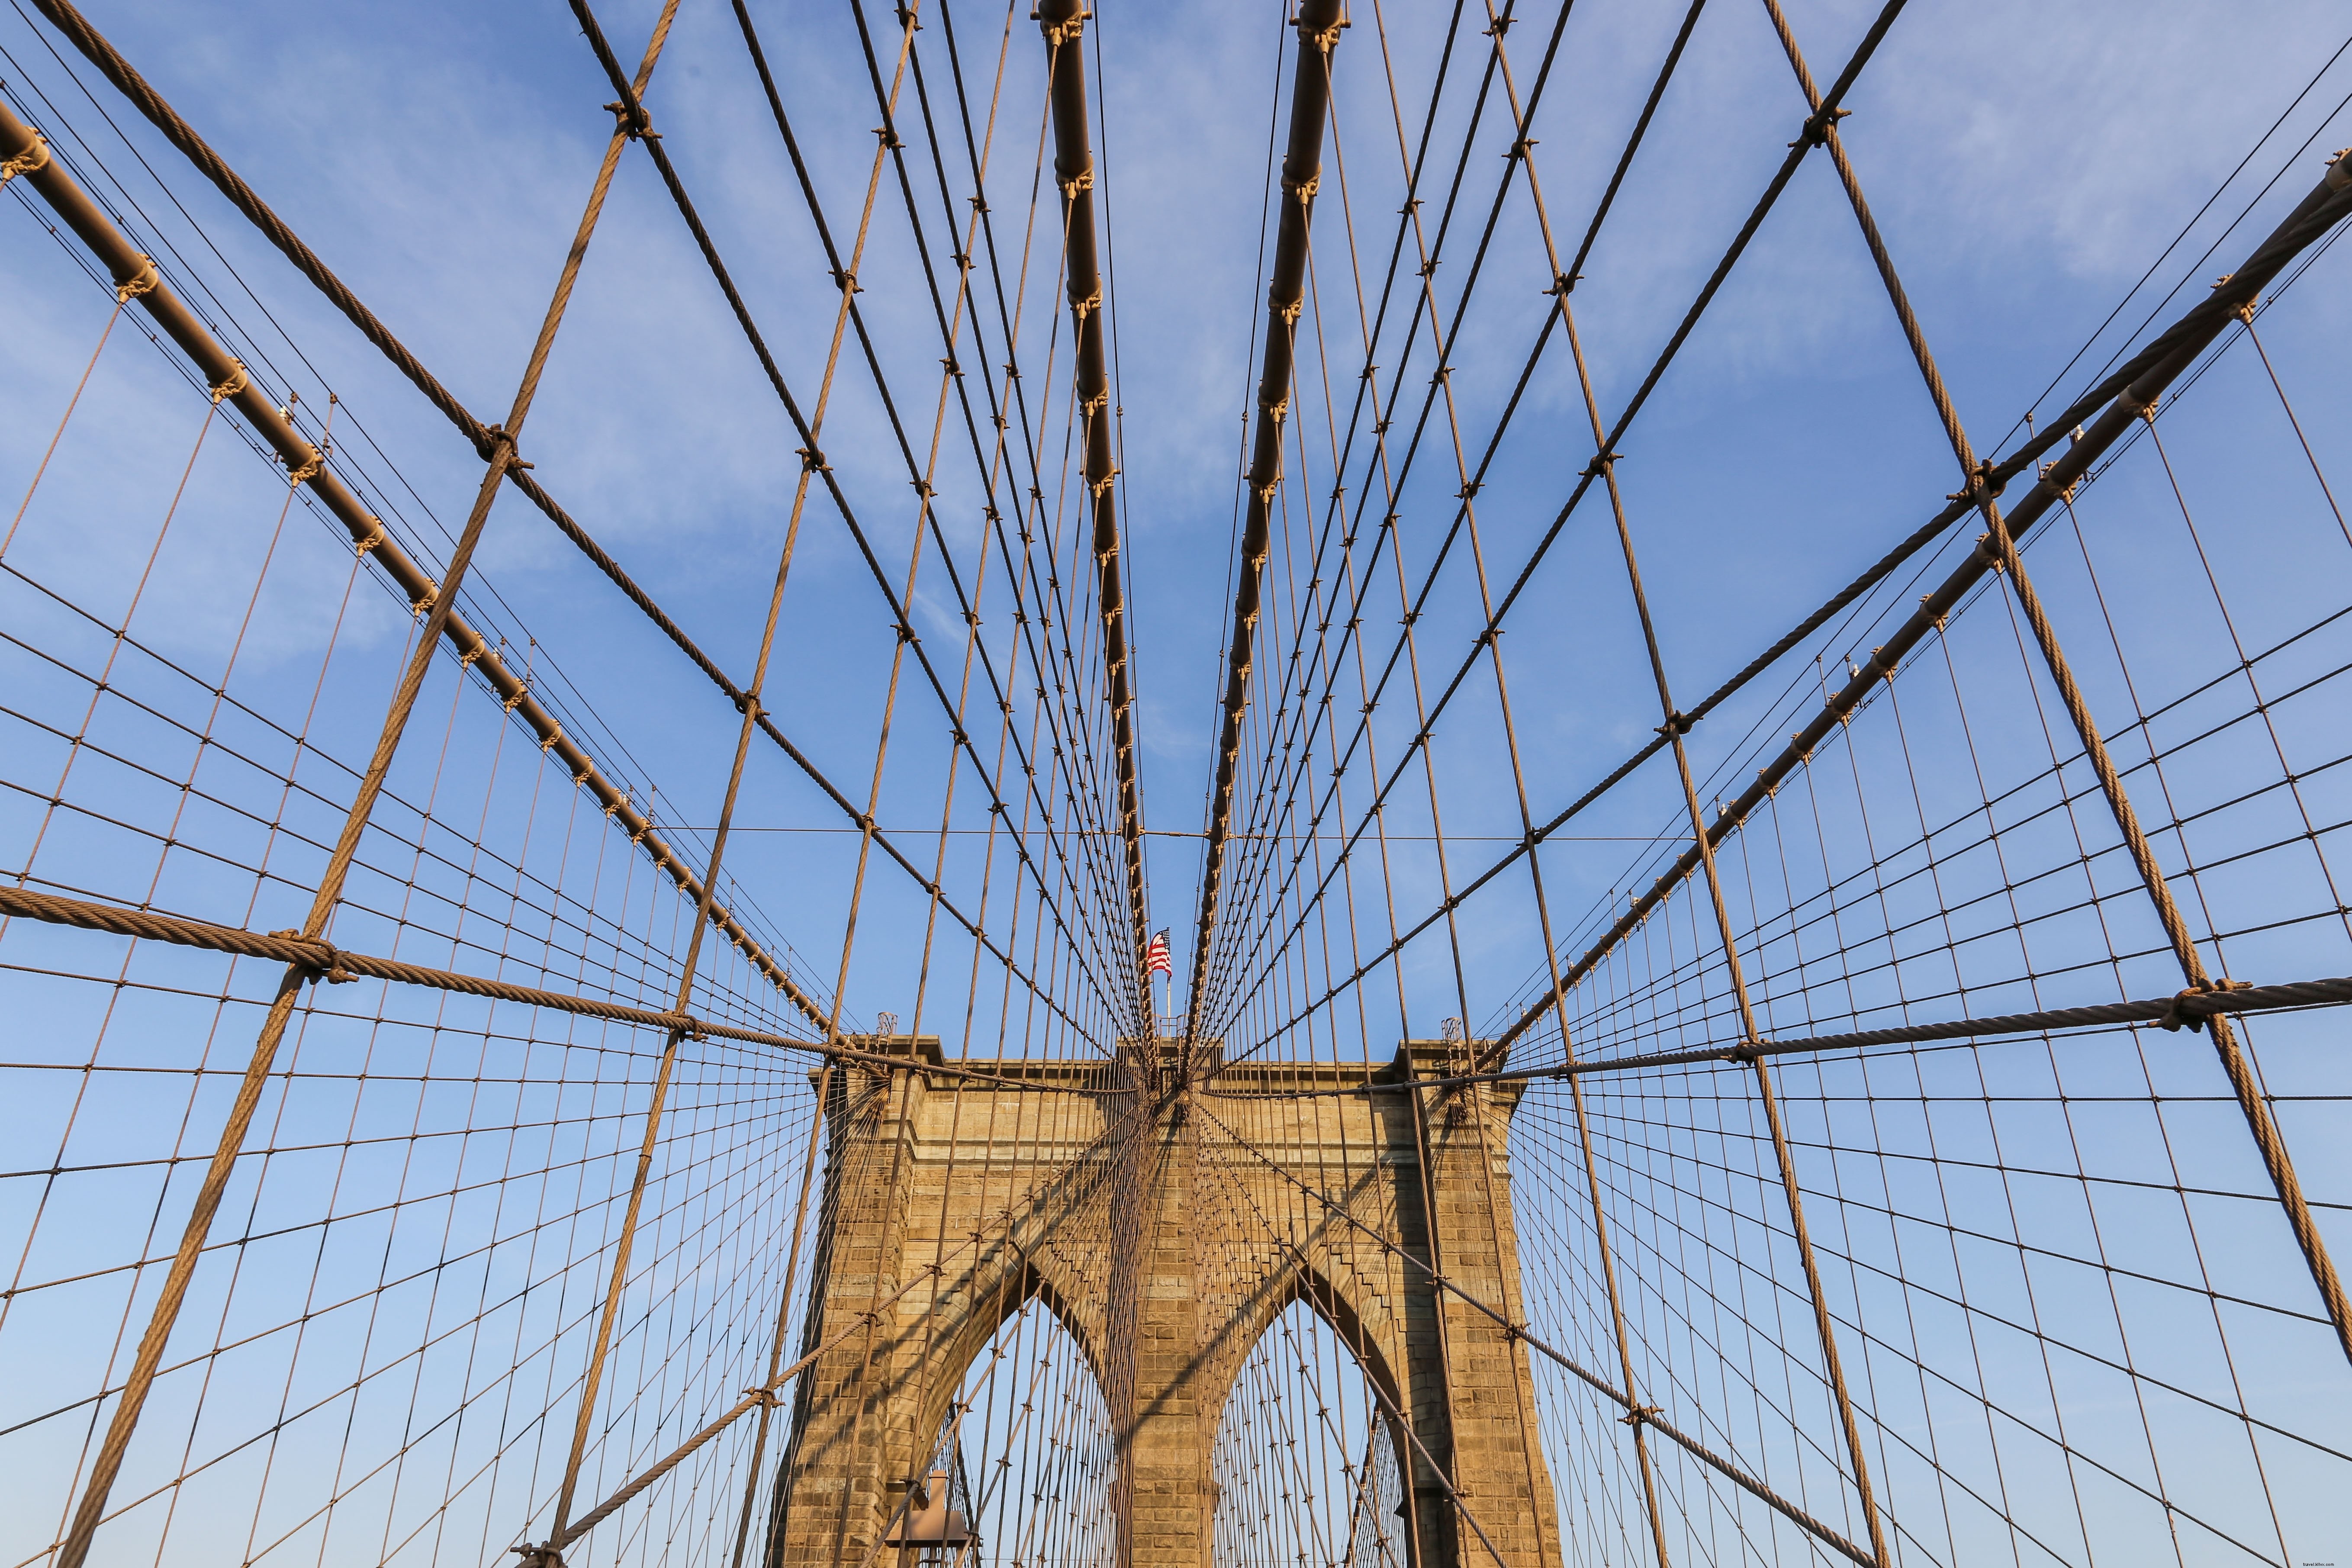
[6,5,2352,1564]
[4,0,2349,1056]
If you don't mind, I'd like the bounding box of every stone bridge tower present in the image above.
[770,1040,1561,1568]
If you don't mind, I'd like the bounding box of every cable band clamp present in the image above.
[604,100,656,140]
[1791,106,1850,149]
[115,254,161,304]
[0,130,49,185]
[268,929,355,984]
[2158,978,2251,1033]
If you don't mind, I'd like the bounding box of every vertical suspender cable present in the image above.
[1039,0,1154,1024]
[1185,0,1347,1053]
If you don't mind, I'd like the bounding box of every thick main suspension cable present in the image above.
[1236,143,2352,1070]
[568,0,1138,1043]
[1207,3,1913,1056]
[23,0,1139,1047]
[1038,0,1151,998]
[1490,147,2352,1058]
[0,93,830,1033]
[1185,0,1345,1049]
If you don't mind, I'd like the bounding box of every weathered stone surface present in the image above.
[773,1038,1560,1568]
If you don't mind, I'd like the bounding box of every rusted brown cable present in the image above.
[18,0,1116,1045]
[0,93,832,1037]
[1776,0,2352,1375]
[566,0,1131,1043]
[1211,973,2352,1098]
[0,883,1126,1096]
[1036,0,1152,1000]
[1185,0,1347,1049]
[34,16,681,1552]
[1490,151,2352,1061]
[1191,1101,1879,1568]
[20,0,497,455]
[539,1099,1140,1558]
[1204,1,1919,1060]
[1448,19,1678,1561]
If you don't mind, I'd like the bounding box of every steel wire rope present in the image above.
[13,1034,809,1561]
[846,6,1131,1076]
[1200,0,1559,1038]
[1189,0,1623,1030]
[1480,599,2352,1061]
[1756,0,2352,1375]
[893,4,1130,1068]
[545,1077,1143,1562]
[1548,9,1891,1555]
[0,83,841,1030]
[1194,0,1467,1053]
[536,4,993,1537]
[1258,134,2352,1074]
[911,3,1163,1008]
[1189,0,1495,1041]
[1988,29,2352,460]
[1026,0,1154,984]
[19,0,1127,1050]
[24,9,703,1546]
[1575,1069,2343,1545]
[17,0,1130,984]
[1397,19,1687,1559]
[0,28,714,866]
[1085,4,1155,955]
[1209,0,1577,1077]
[1524,557,2333,1551]
[0,269,122,559]
[858,3,1149,1028]
[1189,1097,1879,1565]
[1207,3,1914,1065]
[1465,159,2352,1052]
[1178,0,1435,1064]
[1193,0,1750,1052]
[759,0,1147,1038]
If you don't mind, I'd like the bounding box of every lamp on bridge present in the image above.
[880,1469,976,1565]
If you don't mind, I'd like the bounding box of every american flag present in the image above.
[1144,928,1171,980]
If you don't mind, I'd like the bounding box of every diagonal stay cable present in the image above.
[831,0,1149,1024]
[0,86,840,1034]
[1202,0,1582,1034]
[22,0,1123,1047]
[1199,0,1530,1031]
[1216,1,1923,1066]
[1035,0,1152,998]
[734,0,1144,1036]
[1190,1098,1879,1568]
[570,0,1135,1043]
[1184,0,1347,1049]
[1197,0,1777,1041]
[1213,0,1910,1063]
[889,4,1149,1006]
[1485,146,2352,1058]
[913,0,1151,942]
[541,1074,1156,1559]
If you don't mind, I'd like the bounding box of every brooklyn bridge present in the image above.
[2,0,2348,1564]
